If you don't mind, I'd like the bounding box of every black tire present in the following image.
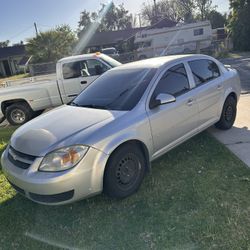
[6,103,34,126]
[215,96,237,130]
[139,55,147,60]
[103,144,146,199]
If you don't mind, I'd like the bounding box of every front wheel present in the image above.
[215,96,237,130]
[103,144,146,199]
[6,103,34,126]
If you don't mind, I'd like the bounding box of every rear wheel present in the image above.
[104,144,146,198]
[215,96,237,130]
[6,103,34,126]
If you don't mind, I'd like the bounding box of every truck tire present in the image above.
[6,103,34,126]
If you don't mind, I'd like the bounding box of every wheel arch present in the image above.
[105,139,151,173]
[1,99,32,116]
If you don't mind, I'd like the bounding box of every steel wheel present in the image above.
[104,144,146,198]
[10,109,26,124]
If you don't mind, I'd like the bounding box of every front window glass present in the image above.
[72,68,157,111]
[153,63,190,97]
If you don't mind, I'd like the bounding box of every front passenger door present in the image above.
[147,63,199,157]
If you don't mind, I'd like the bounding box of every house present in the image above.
[0,45,30,77]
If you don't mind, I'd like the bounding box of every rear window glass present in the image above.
[188,59,220,86]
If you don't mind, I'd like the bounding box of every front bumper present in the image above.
[1,145,109,205]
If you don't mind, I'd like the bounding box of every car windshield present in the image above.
[71,68,156,111]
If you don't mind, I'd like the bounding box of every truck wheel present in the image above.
[103,144,146,199]
[6,103,33,126]
[139,55,147,60]
[215,96,237,130]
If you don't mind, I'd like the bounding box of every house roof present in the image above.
[81,27,145,48]
[0,45,26,60]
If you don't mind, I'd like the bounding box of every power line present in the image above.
[7,25,34,41]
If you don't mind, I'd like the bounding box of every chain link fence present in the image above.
[29,62,56,76]
[117,38,233,63]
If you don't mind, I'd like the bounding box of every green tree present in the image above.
[141,0,195,25]
[26,25,77,63]
[78,3,133,34]
[0,40,10,48]
[207,10,227,28]
[195,0,216,20]
[228,0,250,51]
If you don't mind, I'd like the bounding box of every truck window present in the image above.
[63,61,82,79]
[63,59,109,79]
[86,59,109,76]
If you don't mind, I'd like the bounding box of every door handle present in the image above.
[187,98,193,106]
[81,80,87,84]
[217,84,223,90]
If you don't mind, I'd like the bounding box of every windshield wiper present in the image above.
[78,104,108,109]
[70,101,81,107]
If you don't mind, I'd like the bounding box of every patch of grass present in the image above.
[0,128,249,249]
[0,73,30,85]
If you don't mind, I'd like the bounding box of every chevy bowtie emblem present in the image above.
[10,150,18,161]
[12,153,18,161]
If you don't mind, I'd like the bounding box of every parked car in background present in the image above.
[0,53,121,125]
[101,47,119,58]
[1,54,241,205]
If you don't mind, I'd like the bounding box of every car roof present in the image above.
[112,54,214,71]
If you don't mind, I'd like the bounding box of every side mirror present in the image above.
[150,93,176,109]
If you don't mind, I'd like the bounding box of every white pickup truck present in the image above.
[0,53,121,125]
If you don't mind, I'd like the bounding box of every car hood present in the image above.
[10,105,122,156]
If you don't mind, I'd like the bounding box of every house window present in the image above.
[194,28,204,36]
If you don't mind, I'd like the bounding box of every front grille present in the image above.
[8,146,36,170]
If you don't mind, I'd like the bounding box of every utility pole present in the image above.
[153,0,158,24]
[34,22,38,37]
[138,14,142,28]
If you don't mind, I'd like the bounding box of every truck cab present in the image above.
[0,53,121,125]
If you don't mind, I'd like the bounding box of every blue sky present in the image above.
[0,0,230,44]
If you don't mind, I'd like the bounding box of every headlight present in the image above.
[39,145,89,172]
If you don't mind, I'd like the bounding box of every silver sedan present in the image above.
[1,54,241,205]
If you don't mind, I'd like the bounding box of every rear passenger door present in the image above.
[188,59,222,129]
[147,63,199,157]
